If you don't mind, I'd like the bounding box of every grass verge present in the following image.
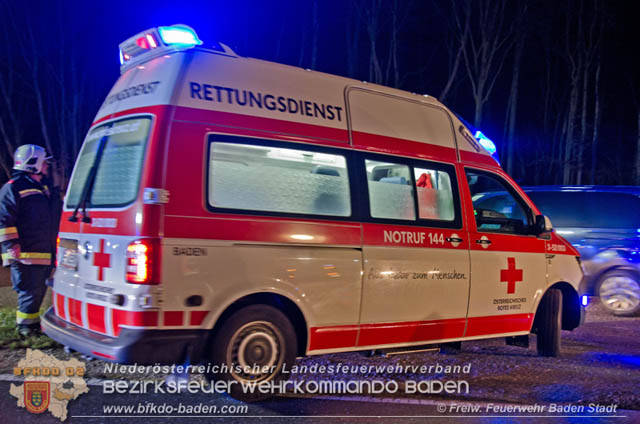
[0,307,60,349]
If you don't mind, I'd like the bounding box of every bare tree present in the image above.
[589,48,602,185]
[561,0,604,184]
[384,0,400,87]
[632,78,640,185]
[345,0,362,79]
[503,19,526,176]
[0,3,23,178]
[0,1,96,186]
[636,108,640,186]
[354,0,384,84]
[310,0,319,70]
[438,0,470,103]
[383,0,412,88]
[454,0,520,127]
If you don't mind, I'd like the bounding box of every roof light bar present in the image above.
[474,131,497,155]
[158,25,202,47]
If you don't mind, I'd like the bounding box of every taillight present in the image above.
[126,239,159,284]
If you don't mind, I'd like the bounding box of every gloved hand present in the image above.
[8,244,21,260]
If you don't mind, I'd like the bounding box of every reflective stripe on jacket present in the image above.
[16,310,41,325]
[1,252,52,266]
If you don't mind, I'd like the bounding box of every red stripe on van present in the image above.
[468,232,546,254]
[309,325,359,351]
[91,105,166,126]
[68,299,83,327]
[547,232,580,256]
[172,107,349,144]
[164,215,361,246]
[111,309,159,337]
[465,314,533,337]
[54,292,66,320]
[309,314,533,351]
[59,209,139,235]
[190,311,208,326]
[172,107,467,166]
[357,318,466,347]
[87,304,107,333]
[163,311,183,326]
[352,131,458,163]
[459,150,499,167]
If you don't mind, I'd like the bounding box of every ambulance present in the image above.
[42,25,584,397]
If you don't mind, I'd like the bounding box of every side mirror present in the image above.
[533,214,553,235]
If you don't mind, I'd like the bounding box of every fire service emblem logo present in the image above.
[24,381,50,414]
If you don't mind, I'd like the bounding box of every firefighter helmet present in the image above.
[13,145,50,174]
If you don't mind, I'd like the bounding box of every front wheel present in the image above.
[534,288,562,357]
[598,270,640,317]
[207,305,297,402]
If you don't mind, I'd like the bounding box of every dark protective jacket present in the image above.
[0,171,62,266]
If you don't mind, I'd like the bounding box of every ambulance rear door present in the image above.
[53,36,189,335]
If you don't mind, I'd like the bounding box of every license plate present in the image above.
[59,239,79,271]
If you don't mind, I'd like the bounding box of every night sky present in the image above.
[1,0,639,185]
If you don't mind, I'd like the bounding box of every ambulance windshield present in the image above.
[66,116,151,209]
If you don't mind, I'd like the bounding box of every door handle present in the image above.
[446,237,464,243]
[475,239,492,245]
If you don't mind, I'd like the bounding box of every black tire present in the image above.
[207,304,297,402]
[535,288,562,357]
[597,270,640,317]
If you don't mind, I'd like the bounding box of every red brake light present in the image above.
[136,37,150,49]
[126,239,159,285]
[135,34,158,50]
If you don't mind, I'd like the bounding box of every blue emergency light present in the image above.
[474,131,497,156]
[158,25,203,47]
[581,295,589,307]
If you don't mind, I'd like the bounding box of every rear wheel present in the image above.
[207,305,297,402]
[535,288,562,357]
[598,270,640,317]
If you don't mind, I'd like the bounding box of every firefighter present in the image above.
[0,145,60,337]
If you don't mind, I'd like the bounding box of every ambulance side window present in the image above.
[466,169,532,235]
[414,167,455,221]
[364,157,461,227]
[366,160,416,220]
[208,141,351,217]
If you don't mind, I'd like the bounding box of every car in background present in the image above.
[524,186,640,317]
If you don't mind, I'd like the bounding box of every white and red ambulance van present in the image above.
[43,25,584,394]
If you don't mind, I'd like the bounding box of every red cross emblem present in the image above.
[93,239,111,281]
[500,257,523,294]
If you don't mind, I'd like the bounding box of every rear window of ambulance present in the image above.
[66,117,151,208]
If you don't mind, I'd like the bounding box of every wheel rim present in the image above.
[227,321,285,384]
[599,275,640,312]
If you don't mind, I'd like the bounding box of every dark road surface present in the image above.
[0,299,638,423]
